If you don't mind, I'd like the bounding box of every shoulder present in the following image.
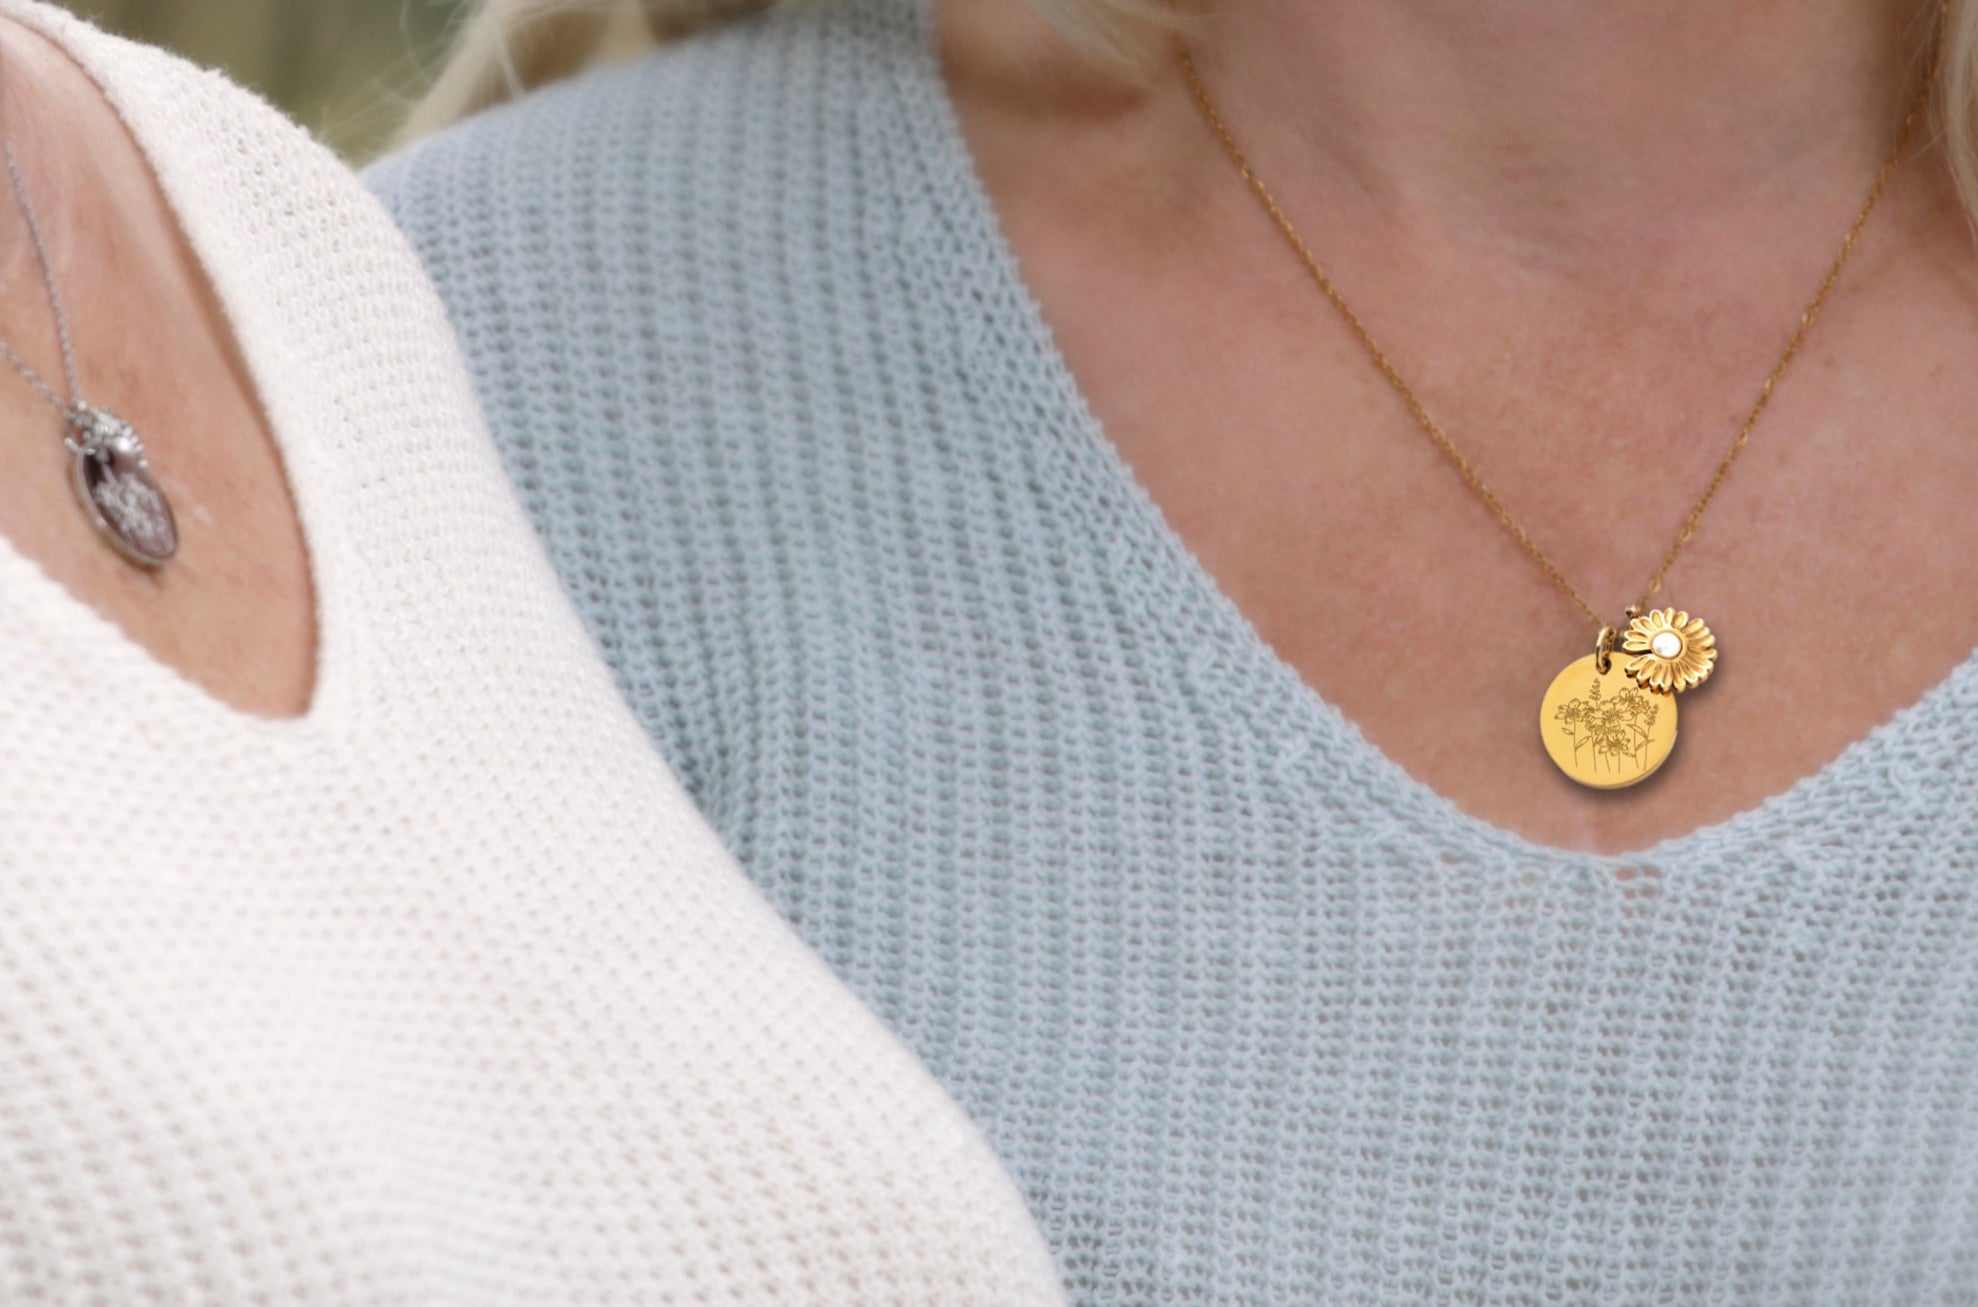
[1,0,504,520]
[362,0,954,504]
[363,0,969,788]
[5,0,471,392]
[367,0,935,308]
[0,2,540,718]
[9,2,382,256]
[0,7,487,503]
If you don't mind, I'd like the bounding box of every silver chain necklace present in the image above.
[1,140,177,568]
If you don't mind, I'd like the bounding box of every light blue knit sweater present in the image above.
[369,2,1978,1300]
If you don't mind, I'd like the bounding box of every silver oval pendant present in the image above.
[68,407,177,569]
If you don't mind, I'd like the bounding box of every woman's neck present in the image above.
[1181,0,1941,270]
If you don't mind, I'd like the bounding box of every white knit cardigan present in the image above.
[0,4,1063,1302]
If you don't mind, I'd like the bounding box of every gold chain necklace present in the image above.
[1179,33,1938,790]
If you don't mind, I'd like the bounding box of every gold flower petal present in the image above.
[1619,607,1717,695]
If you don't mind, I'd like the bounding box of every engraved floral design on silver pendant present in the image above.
[67,405,178,568]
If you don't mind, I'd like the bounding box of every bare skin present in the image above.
[0,18,314,718]
[939,0,1978,855]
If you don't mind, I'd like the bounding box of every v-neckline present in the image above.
[878,0,1978,869]
[0,0,361,738]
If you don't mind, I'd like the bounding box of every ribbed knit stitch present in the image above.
[371,2,1978,1301]
[0,5,1065,1303]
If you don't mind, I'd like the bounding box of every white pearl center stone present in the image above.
[1651,631,1684,659]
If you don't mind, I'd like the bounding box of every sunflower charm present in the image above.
[1621,609,1716,694]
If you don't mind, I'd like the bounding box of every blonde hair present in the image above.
[398,0,1166,144]
[404,0,1978,226]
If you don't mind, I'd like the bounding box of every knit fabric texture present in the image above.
[0,5,1066,1303]
[370,1,1978,1301]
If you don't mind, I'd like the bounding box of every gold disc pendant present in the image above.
[1540,654,1677,789]
[1539,609,1717,790]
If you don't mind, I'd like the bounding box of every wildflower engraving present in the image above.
[1538,653,1678,789]
[71,412,180,568]
[1551,672,1661,778]
[92,464,178,560]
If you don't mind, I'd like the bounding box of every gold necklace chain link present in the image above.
[1178,29,1941,632]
